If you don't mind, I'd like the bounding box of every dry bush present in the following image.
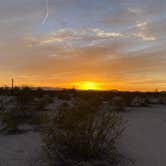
[111,96,126,112]
[0,90,47,133]
[0,106,26,133]
[34,96,53,112]
[42,99,123,166]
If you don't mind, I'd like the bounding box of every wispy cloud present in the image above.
[92,29,123,38]
[133,32,156,41]
[25,28,124,46]
[136,21,148,29]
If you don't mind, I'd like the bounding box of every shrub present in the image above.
[16,87,34,107]
[34,96,53,112]
[42,99,123,166]
[0,91,45,133]
[111,96,126,112]
[0,105,48,134]
[0,106,25,133]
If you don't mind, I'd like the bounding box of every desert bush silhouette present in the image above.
[0,88,45,133]
[43,99,123,166]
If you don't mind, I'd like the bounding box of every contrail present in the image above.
[42,0,48,24]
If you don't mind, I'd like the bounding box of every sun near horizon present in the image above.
[73,81,102,90]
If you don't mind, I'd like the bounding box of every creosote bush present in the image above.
[111,96,126,112]
[0,108,24,133]
[0,89,47,133]
[43,99,123,166]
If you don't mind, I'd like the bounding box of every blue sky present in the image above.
[0,0,166,90]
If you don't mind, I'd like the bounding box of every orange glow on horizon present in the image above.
[73,81,102,90]
[0,77,165,92]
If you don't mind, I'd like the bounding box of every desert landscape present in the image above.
[0,88,166,166]
[0,0,166,165]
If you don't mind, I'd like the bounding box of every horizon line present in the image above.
[0,85,165,93]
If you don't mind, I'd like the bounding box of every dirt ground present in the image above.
[0,105,166,166]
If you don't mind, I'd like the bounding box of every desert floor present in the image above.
[120,105,166,166]
[0,105,166,166]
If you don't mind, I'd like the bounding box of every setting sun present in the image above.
[74,81,101,90]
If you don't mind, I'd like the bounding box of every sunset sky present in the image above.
[0,0,166,91]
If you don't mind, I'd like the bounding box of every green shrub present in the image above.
[42,100,123,166]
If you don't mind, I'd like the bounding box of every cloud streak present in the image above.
[42,0,49,24]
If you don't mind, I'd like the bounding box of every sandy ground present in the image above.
[0,131,43,166]
[120,105,166,166]
[0,105,166,166]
